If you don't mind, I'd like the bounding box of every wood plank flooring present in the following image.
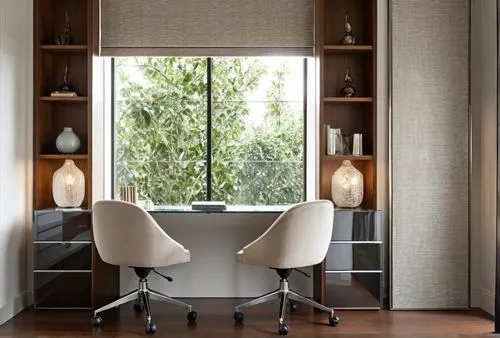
[0,298,494,337]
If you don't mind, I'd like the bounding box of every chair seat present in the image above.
[156,248,191,267]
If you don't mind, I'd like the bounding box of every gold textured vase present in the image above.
[331,160,363,208]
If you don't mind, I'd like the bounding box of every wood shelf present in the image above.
[323,97,373,103]
[324,155,373,161]
[39,154,89,160]
[40,96,88,102]
[324,45,373,54]
[40,45,88,54]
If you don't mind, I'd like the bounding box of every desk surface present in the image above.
[149,205,288,213]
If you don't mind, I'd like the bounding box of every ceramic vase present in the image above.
[56,127,80,153]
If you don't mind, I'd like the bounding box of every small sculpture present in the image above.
[55,11,73,45]
[340,12,358,45]
[51,65,77,97]
[340,67,356,98]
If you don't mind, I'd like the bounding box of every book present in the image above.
[191,201,227,211]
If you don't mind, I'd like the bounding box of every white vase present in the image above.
[331,160,364,208]
[52,159,85,208]
[56,127,80,153]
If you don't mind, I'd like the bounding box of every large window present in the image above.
[113,57,306,207]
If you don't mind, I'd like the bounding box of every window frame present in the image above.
[110,56,308,206]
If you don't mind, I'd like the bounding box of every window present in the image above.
[113,57,306,207]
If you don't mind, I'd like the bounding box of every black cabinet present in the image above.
[324,209,383,309]
[33,209,92,309]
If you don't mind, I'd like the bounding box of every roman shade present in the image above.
[99,0,314,57]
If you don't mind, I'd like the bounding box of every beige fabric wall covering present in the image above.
[99,0,314,57]
[391,0,469,309]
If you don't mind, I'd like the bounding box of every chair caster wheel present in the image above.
[278,323,289,335]
[329,315,340,327]
[289,303,297,312]
[90,316,102,327]
[187,311,197,321]
[145,323,156,334]
[234,311,244,323]
[133,303,144,312]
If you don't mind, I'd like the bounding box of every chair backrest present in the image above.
[92,200,185,267]
[242,200,334,269]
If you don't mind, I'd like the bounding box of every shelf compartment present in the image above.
[324,53,373,98]
[39,53,88,97]
[35,159,90,210]
[323,97,373,103]
[37,0,88,45]
[324,45,373,55]
[39,154,88,160]
[40,45,88,54]
[324,0,375,46]
[324,155,372,161]
[320,160,375,210]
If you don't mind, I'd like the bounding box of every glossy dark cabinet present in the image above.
[34,272,91,308]
[33,209,92,309]
[324,209,383,309]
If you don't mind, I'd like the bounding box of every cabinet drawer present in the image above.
[34,271,91,309]
[325,243,381,271]
[324,272,382,309]
[34,211,91,242]
[35,243,91,271]
[332,211,381,241]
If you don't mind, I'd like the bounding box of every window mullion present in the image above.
[206,57,213,201]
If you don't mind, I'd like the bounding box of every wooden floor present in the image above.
[0,298,494,337]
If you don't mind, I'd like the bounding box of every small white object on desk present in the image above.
[191,201,227,211]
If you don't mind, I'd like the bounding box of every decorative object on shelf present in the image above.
[343,135,353,154]
[340,67,356,98]
[340,12,358,45]
[52,159,85,208]
[120,186,138,204]
[51,65,78,97]
[352,133,363,156]
[56,127,81,153]
[331,160,363,208]
[55,11,73,45]
[326,126,346,155]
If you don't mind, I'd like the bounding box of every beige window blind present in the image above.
[99,0,314,57]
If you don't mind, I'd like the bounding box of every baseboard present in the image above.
[0,291,32,326]
[471,287,494,316]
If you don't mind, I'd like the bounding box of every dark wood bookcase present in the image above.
[33,0,92,210]
[33,0,119,310]
[314,0,378,306]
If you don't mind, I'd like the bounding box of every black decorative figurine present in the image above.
[340,67,356,98]
[55,11,73,45]
[340,12,358,45]
[51,65,77,97]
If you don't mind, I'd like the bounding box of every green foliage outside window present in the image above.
[115,57,304,206]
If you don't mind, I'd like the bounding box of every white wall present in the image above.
[120,213,316,297]
[470,0,497,316]
[0,0,33,325]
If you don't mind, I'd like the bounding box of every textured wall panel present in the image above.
[391,0,469,309]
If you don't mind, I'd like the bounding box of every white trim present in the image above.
[0,291,31,326]
[471,287,494,316]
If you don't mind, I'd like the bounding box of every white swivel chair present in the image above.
[233,200,339,335]
[90,200,197,334]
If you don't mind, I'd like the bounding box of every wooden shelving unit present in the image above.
[314,0,378,307]
[34,0,92,210]
[34,0,119,311]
